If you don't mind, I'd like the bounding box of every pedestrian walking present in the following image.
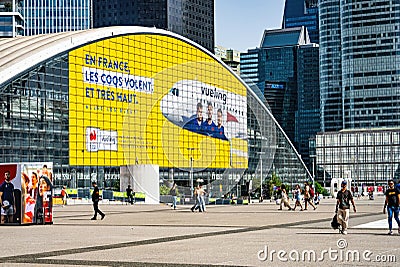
[198,184,206,212]
[91,181,105,220]
[126,184,133,205]
[278,185,292,211]
[292,184,303,211]
[170,182,177,210]
[335,180,356,235]
[190,185,203,212]
[314,192,321,205]
[61,186,68,206]
[304,182,316,210]
[383,179,400,235]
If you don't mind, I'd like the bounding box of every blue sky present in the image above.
[215,0,285,52]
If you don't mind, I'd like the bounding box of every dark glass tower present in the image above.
[295,43,320,168]
[92,0,215,53]
[241,27,312,146]
[241,27,320,172]
[282,0,319,44]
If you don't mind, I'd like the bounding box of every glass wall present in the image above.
[23,0,91,36]
[0,29,311,198]
[316,129,400,187]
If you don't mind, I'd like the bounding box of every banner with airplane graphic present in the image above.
[69,34,248,169]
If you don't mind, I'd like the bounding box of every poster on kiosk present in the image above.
[0,162,53,225]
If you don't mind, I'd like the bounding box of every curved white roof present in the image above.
[0,26,209,86]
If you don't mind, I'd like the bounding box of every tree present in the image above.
[160,184,179,196]
[313,181,329,196]
[159,185,170,195]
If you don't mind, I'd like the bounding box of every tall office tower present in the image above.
[0,0,24,37]
[23,0,91,36]
[240,49,265,102]
[295,43,320,167]
[241,27,311,144]
[320,0,400,132]
[282,0,319,43]
[92,0,215,53]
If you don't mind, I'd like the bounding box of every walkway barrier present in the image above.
[102,190,114,200]
[77,188,90,199]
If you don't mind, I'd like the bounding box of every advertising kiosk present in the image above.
[0,162,53,225]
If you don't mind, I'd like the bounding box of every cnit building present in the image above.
[0,27,311,198]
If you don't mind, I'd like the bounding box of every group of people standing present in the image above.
[278,182,318,211]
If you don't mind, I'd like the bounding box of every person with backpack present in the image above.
[304,182,316,210]
[336,180,357,235]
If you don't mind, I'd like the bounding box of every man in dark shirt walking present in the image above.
[126,184,134,205]
[91,181,105,220]
[383,179,400,235]
[336,180,356,235]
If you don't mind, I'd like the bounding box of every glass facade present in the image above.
[22,0,91,35]
[92,0,215,53]
[0,28,311,198]
[241,28,320,170]
[261,46,298,143]
[316,129,400,187]
[240,50,261,88]
[320,0,400,132]
[295,44,320,168]
[283,0,319,43]
[0,0,24,37]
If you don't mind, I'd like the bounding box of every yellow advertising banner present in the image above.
[69,34,248,169]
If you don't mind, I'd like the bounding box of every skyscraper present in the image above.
[319,0,400,132]
[22,0,91,36]
[282,0,319,43]
[0,0,24,37]
[295,43,320,167]
[92,0,215,53]
[241,27,312,144]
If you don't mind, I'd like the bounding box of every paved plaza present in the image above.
[0,196,398,267]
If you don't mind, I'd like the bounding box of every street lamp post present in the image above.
[258,152,265,202]
[260,153,263,201]
[309,154,316,189]
[187,147,195,198]
[190,156,193,198]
